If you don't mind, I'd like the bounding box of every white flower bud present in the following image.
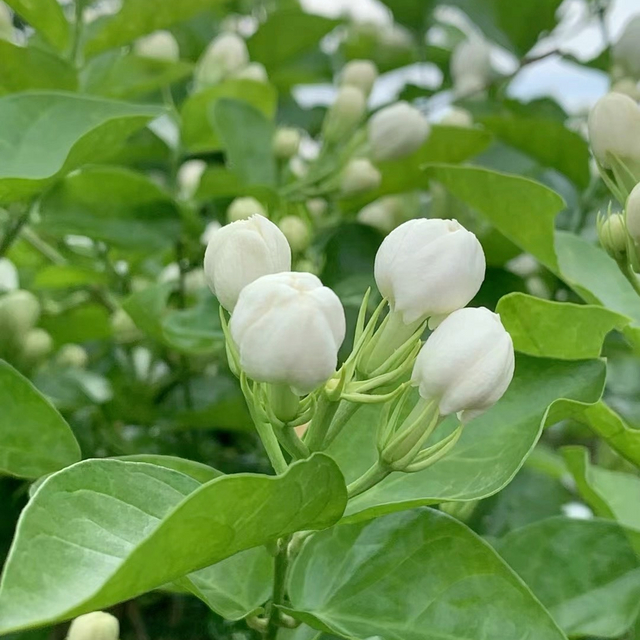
[614,16,640,79]
[226,196,267,223]
[21,328,53,364]
[204,215,291,312]
[340,59,378,96]
[133,30,180,62]
[111,308,141,344]
[278,215,310,253]
[598,213,628,259]
[0,258,18,292]
[0,289,40,335]
[451,36,492,96]
[230,272,346,394]
[200,220,221,245]
[177,159,206,200]
[368,102,430,161]
[587,92,640,169]
[195,32,249,89]
[306,198,327,221]
[273,127,301,160]
[322,86,367,144]
[611,78,640,101]
[233,62,269,83]
[356,195,403,233]
[374,218,485,324]
[67,612,119,640]
[0,2,13,42]
[56,343,89,369]
[440,107,474,128]
[626,183,640,245]
[340,158,382,196]
[411,307,514,422]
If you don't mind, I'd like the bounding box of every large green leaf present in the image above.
[181,80,277,153]
[285,509,567,640]
[38,166,180,250]
[117,454,222,483]
[0,92,163,202]
[162,295,223,355]
[186,547,273,620]
[80,52,194,99]
[427,164,564,271]
[481,115,590,188]
[496,517,640,638]
[211,99,277,187]
[327,356,605,522]
[0,41,77,95]
[0,361,80,479]
[247,10,339,71]
[496,293,629,359]
[5,0,70,51]
[0,454,347,633]
[83,0,225,56]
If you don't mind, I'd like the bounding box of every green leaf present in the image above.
[427,164,564,271]
[40,303,112,344]
[0,454,347,633]
[122,282,173,342]
[496,517,640,638]
[162,295,223,355]
[80,52,194,99]
[211,99,277,187]
[247,10,339,71]
[0,92,163,202]
[562,446,640,535]
[83,0,225,57]
[285,509,567,640]
[481,115,590,188]
[327,356,605,522]
[0,41,76,95]
[185,547,273,620]
[38,166,180,250]
[116,454,222,483]
[5,0,70,52]
[0,361,80,479]
[33,265,107,290]
[181,79,277,153]
[496,293,629,359]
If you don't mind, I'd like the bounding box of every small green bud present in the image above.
[306,198,328,221]
[598,212,628,259]
[340,59,378,97]
[111,308,141,344]
[322,86,367,144]
[67,612,119,640]
[273,127,301,160]
[340,158,381,196]
[20,328,53,367]
[227,196,267,223]
[278,215,310,253]
[56,343,89,369]
[0,289,40,336]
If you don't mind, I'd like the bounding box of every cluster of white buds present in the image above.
[451,35,493,97]
[194,32,250,89]
[133,30,180,62]
[67,612,119,640]
[205,209,515,480]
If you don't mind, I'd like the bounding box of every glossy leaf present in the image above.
[211,99,277,187]
[162,295,223,355]
[427,164,564,271]
[497,517,640,638]
[181,80,277,153]
[0,361,80,479]
[327,356,605,522]
[122,283,173,342]
[285,509,567,640]
[0,454,347,633]
[5,0,70,51]
[0,92,163,202]
[496,293,628,359]
[0,41,76,95]
[117,454,222,483]
[38,166,180,250]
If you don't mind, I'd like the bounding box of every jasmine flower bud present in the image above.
[367,102,430,161]
[226,196,267,223]
[340,59,378,97]
[133,30,180,62]
[67,612,119,640]
[278,216,310,253]
[340,158,381,196]
[273,127,301,160]
[194,32,249,89]
[322,86,367,144]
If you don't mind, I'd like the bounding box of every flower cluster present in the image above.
[204,212,515,486]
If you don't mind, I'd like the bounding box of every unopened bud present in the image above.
[233,62,268,83]
[340,158,381,196]
[227,196,267,223]
[0,258,18,292]
[322,86,367,144]
[67,612,119,640]
[21,328,53,366]
[451,36,492,96]
[598,212,628,259]
[177,159,206,200]
[626,183,640,248]
[611,78,640,101]
[368,102,430,161]
[195,32,249,89]
[0,290,40,336]
[356,196,403,233]
[278,216,310,253]
[133,30,180,62]
[306,198,328,221]
[340,59,378,97]
[56,343,89,369]
[440,107,474,128]
[111,308,141,344]
[613,16,640,79]
[273,127,301,160]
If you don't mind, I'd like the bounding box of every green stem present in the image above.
[277,427,310,460]
[265,537,290,640]
[618,259,640,296]
[304,393,339,451]
[255,421,288,475]
[347,461,390,499]
[324,401,361,447]
[0,206,31,258]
